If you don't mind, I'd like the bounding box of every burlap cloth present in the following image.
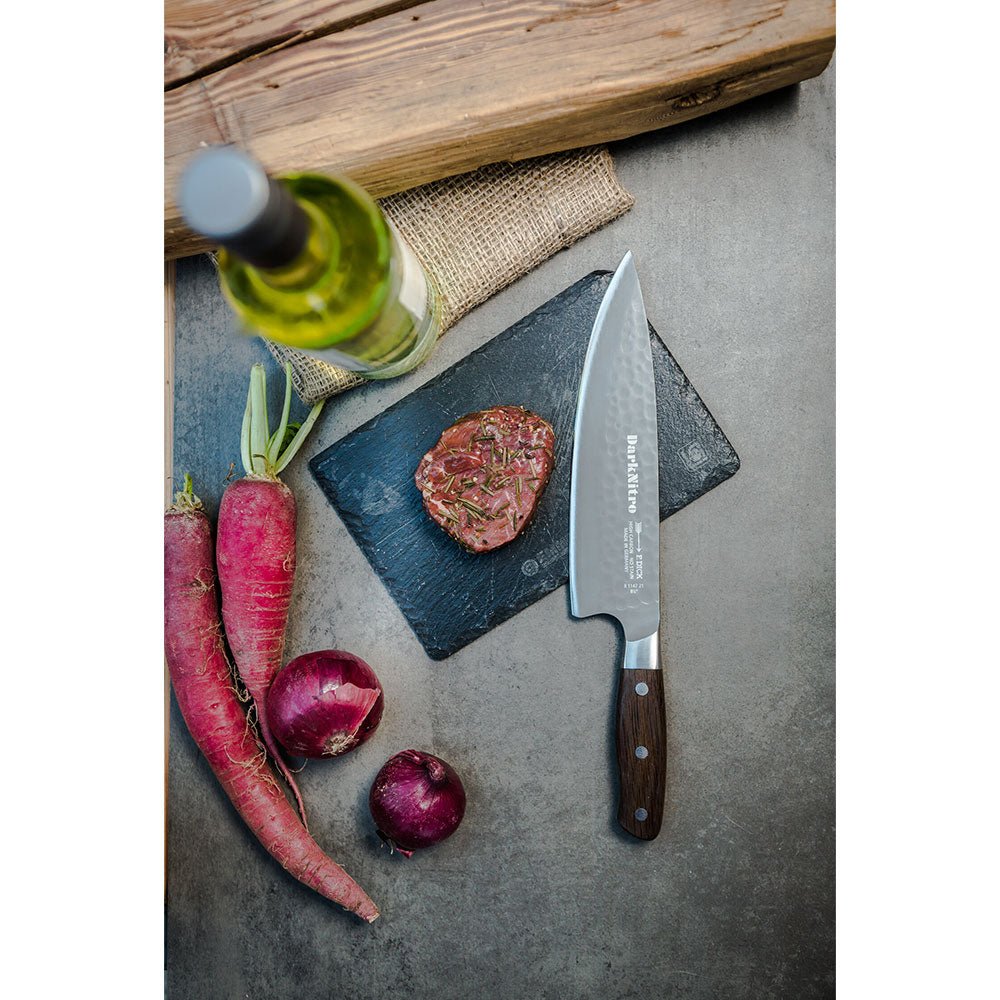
[264,146,633,404]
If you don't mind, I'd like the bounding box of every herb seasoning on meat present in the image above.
[414,405,555,553]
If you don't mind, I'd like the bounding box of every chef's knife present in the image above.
[569,251,666,840]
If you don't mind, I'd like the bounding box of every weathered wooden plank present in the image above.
[165,0,429,87]
[165,0,835,259]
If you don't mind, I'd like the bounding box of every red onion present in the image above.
[369,750,466,857]
[265,650,384,759]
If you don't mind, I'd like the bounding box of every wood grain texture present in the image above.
[615,666,666,839]
[165,0,428,87]
[164,0,835,258]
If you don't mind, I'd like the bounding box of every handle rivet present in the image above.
[635,682,649,696]
[634,808,648,821]
[635,745,649,759]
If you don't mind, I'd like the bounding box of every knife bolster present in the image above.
[623,632,660,671]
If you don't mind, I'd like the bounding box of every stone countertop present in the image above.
[167,63,835,1000]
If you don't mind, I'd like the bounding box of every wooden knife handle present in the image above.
[615,655,666,840]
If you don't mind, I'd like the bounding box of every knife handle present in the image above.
[615,634,666,840]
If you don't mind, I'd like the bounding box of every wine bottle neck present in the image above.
[250,199,340,288]
[224,176,310,269]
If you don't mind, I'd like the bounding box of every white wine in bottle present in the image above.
[178,146,442,378]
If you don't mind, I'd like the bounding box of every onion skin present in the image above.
[369,750,466,857]
[266,650,384,759]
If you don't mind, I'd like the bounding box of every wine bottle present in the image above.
[178,146,442,378]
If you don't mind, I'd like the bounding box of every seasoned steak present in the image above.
[415,405,555,553]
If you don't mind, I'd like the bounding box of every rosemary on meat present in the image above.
[455,497,488,519]
[438,503,460,523]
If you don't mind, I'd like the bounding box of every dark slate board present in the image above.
[309,271,740,660]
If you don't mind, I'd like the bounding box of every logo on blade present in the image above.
[627,434,639,513]
[623,520,644,594]
[624,437,644,593]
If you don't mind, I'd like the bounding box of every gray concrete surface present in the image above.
[167,63,835,1000]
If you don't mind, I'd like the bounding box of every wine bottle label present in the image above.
[388,221,429,322]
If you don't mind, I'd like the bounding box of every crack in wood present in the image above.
[165,0,433,91]
[671,83,722,110]
[669,48,809,115]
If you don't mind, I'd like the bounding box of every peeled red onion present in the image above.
[265,650,384,759]
[369,750,466,857]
